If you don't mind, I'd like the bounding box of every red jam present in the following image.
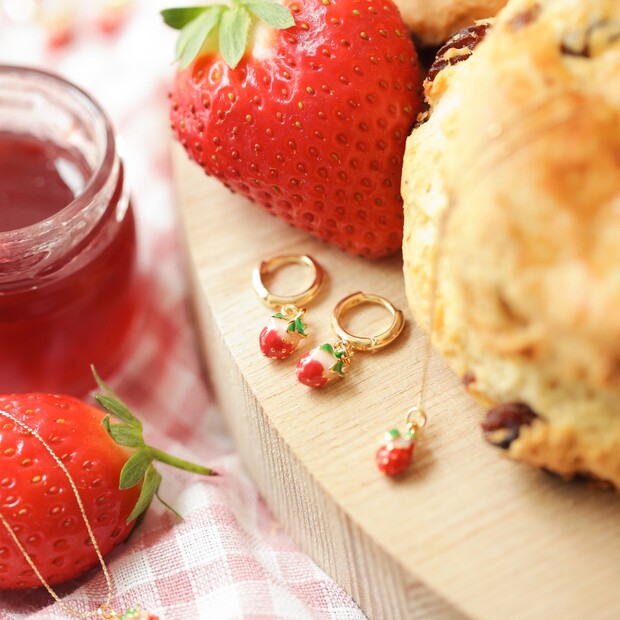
[0,133,141,395]
[0,67,144,395]
[0,135,84,232]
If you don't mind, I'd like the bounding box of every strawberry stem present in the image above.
[149,447,217,476]
[91,366,217,524]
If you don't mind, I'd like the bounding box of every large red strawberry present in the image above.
[0,372,215,589]
[163,0,422,258]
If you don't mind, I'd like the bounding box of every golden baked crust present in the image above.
[402,0,620,486]
[394,0,506,46]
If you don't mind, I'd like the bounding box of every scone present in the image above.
[395,0,506,46]
[402,0,620,486]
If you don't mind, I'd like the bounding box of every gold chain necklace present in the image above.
[375,203,448,476]
[0,408,156,620]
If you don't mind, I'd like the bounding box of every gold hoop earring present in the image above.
[252,254,324,359]
[296,291,404,388]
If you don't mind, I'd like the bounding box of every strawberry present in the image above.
[0,371,215,590]
[163,0,422,258]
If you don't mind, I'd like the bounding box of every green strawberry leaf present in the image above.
[92,365,142,428]
[242,0,295,29]
[108,424,145,449]
[177,6,224,70]
[126,466,161,524]
[320,343,335,355]
[162,0,295,69]
[161,6,208,29]
[102,415,111,433]
[120,449,153,489]
[273,313,286,320]
[294,318,307,336]
[96,395,142,429]
[219,5,252,69]
[287,321,296,333]
[155,487,183,520]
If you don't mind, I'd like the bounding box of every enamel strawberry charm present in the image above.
[296,342,351,388]
[259,308,308,359]
[375,428,416,476]
[376,407,427,477]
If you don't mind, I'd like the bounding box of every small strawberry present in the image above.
[375,428,414,476]
[259,312,307,359]
[163,0,422,258]
[296,343,348,388]
[0,371,215,589]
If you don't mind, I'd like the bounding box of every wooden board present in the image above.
[173,145,620,620]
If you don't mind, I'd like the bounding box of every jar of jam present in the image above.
[0,66,144,395]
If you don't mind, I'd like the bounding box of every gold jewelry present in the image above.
[296,291,405,389]
[375,200,446,477]
[0,408,157,620]
[253,254,324,359]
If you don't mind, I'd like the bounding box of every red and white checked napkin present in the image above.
[0,3,366,618]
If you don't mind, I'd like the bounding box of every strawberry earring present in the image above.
[296,292,405,388]
[253,255,324,359]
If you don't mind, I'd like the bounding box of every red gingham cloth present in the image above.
[0,3,366,618]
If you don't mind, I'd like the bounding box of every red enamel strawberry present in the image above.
[259,312,307,359]
[0,371,215,589]
[296,343,347,388]
[163,0,422,258]
[376,428,414,476]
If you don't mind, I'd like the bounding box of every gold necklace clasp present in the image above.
[97,604,119,619]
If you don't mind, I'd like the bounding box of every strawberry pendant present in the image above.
[376,408,427,477]
[376,429,415,477]
[98,605,158,620]
[120,607,159,620]
[260,308,307,359]
[296,343,351,389]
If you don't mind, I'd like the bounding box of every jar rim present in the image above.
[0,65,116,240]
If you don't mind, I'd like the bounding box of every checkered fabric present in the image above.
[0,3,366,618]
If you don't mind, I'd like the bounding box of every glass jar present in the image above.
[0,66,144,395]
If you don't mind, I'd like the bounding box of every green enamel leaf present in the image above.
[177,6,224,69]
[161,6,208,29]
[242,0,295,29]
[320,343,335,355]
[334,350,345,360]
[331,361,345,376]
[219,5,252,69]
[126,466,161,524]
[287,322,296,333]
[273,313,286,320]
[109,424,145,449]
[295,318,307,336]
[120,449,153,490]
